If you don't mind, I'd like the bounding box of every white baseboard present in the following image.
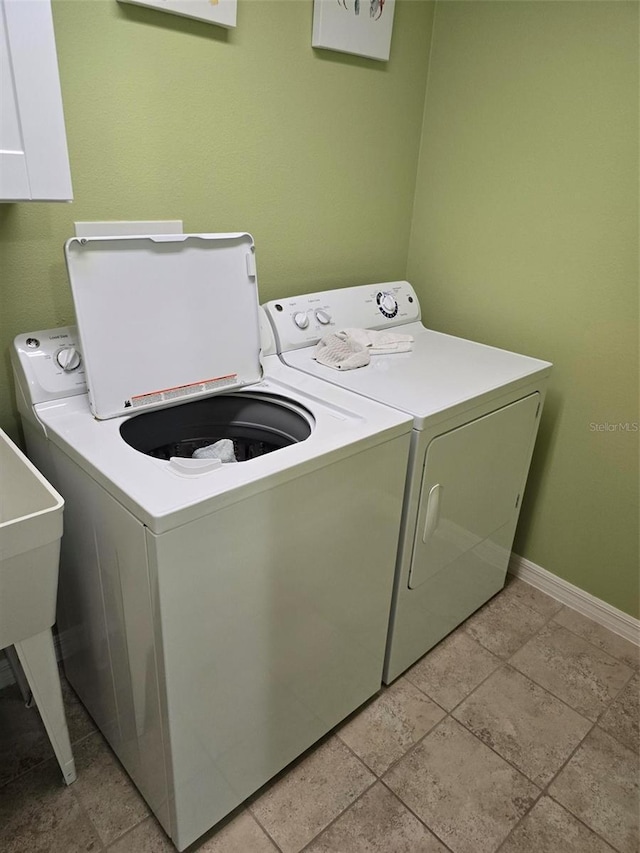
[509,554,640,647]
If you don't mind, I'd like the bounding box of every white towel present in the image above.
[313,333,370,371]
[314,327,414,371]
[338,328,414,354]
[192,439,237,463]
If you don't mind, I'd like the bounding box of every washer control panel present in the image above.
[263,280,420,353]
[12,326,87,406]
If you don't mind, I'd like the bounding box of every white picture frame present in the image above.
[312,0,396,62]
[118,0,237,30]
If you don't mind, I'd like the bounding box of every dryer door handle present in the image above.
[422,483,442,543]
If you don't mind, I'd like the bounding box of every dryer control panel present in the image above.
[263,281,421,353]
[12,326,87,406]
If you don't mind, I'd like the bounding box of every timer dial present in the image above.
[55,346,82,372]
[376,291,398,318]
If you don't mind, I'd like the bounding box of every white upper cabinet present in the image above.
[0,0,72,201]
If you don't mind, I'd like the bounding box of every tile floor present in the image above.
[1,577,638,853]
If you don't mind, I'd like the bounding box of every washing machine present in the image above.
[11,235,412,851]
[263,281,552,683]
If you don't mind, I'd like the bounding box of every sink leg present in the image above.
[14,629,77,785]
[4,646,33,706]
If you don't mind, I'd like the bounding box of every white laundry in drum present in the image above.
[192,438,237,462]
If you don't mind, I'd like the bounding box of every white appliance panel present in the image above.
[48,451,169,826]
[65,233,261,419]
[409,392,540,589]
[28,375,409,534]
[264,281,420,352]
[12,327,86,406]
[150,438,406,847]
[263,282,552,683]
[13,326,411,534]
[14,296,412,850]
[279,323,550,428]
[23,400,409,849]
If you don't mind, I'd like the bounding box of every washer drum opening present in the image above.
[120,394,312,461]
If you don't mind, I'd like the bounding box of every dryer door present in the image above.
[408,393,540,590]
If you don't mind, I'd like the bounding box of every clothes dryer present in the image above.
[263,281,552,683]
[11,237,412,851]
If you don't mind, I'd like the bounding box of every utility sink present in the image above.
[0,427,76,784]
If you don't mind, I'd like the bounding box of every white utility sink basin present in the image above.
[0,427,76,784]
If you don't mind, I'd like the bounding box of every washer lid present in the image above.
[65,233,262,420]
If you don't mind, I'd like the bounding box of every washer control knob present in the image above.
[293,312,310,330]
[315,309,331,325]
[56,346,82,372]
[376,291,399,318]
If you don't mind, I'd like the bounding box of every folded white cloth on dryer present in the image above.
[314,327,414,370]
[192,439,237,463]
[313,333,370,371]
[337,328,414,354]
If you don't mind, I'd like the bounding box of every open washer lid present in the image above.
[65,233,262,420]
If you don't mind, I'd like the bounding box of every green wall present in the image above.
[0,0,434,439]
[2,0,638,619]
[407,1,639,616]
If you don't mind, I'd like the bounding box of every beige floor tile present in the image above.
[72,732,149,847]
[3,604,635,853]
[305,783,449,853]
[598,671,639,753]
[383,717,539,853]
[196,810,279,852]
[510,623,633,720]
[106,810,279,852]
[501,577,563,618]
[337,678,445,775]
[453,665,592,786]
[553,608,640,669]
[463,592,550,658]
[499,795,617,853]
[250,736,374,853]
[549,726,640,853]
[0,758,102,853]
[106,816,173,852]
[405,629,501,710]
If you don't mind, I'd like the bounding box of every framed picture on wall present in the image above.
[312,0,396,62]
[118,0,237,29]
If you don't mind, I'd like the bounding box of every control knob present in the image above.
[55,346,82,372]
[293,312,310,330]
[315,309,331,325]
[376,291,398,318]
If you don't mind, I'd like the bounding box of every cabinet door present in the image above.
[0,0,72,201]
[408,393,540,589]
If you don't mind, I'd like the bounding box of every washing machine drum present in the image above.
[120,394,312,461]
